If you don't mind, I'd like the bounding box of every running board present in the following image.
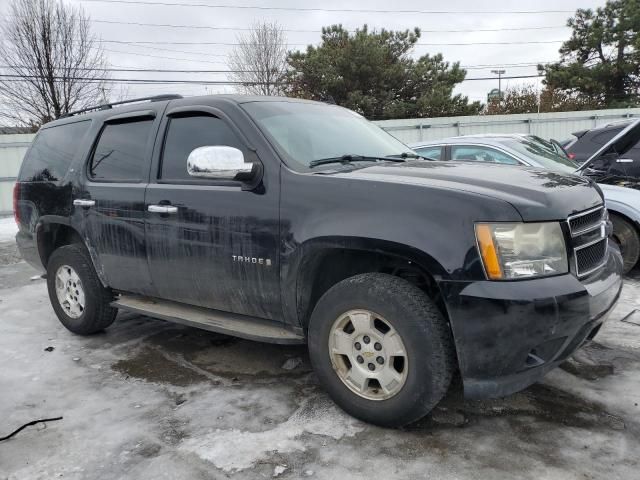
[112,295,305,345]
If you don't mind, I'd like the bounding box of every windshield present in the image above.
[504,136,579,173]
[241,101,413,170]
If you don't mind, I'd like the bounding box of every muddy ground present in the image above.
[0,238,639,479]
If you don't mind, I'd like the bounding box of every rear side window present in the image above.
[591,127,623,146]
[19,121,90,182]
[90,120,153,182]
[414,146,442,160]
[160,115,244,181]
[570,126,624,159]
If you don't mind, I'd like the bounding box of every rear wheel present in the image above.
[610,213,640,274]
[47,244,117,335]
[307,273,455,427]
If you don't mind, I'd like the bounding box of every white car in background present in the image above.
[411,129,640,273]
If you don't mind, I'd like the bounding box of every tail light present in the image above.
[568,152,576,160]
[13,182,20,225]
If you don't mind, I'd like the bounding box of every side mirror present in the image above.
[187,146,257,182]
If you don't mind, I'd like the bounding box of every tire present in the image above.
[47,244,117,335]
[307,273,455,427]
[610,213,640,274]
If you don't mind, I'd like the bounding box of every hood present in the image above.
[579,119,640,171]
[336,161,603,221]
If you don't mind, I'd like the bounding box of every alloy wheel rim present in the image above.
[55,265,85,319]
[328,309,408,401]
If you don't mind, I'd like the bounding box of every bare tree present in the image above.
[0,0,110,127]
[228,21,288,96]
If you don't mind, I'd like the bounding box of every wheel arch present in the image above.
[286,236,450,331]
[36,217,107,286]
[608,207,640,233]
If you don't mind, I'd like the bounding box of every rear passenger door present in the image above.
[74,109,162,296]
[144,107,281,320]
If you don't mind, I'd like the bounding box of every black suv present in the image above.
[14,95,623,427]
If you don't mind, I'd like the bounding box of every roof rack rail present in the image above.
[61,94,183,118]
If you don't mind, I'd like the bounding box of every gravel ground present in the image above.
[0,239,639,480]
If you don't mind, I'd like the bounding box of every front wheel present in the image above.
[610,213,640,274]
[307,273,455,427]
[47,244,117,335]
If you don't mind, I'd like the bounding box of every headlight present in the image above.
[475,222,568,279]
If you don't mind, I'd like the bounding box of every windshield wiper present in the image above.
[309,154,406,168]
[386,152,421,159]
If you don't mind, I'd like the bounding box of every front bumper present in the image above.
[439,247,623,399]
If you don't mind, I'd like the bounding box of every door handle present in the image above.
[73,199,95,207]
[148,204,178,214]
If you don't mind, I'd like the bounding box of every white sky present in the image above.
[3,0,608,104]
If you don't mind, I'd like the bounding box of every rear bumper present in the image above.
[440,247,623,399]
[16,229,43,271]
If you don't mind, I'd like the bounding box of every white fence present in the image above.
[2,107,640,214]
[375,108,640,144]
[0,133,34,215]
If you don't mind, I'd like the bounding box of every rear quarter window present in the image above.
[18,120,90,182]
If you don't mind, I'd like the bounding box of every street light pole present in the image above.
[491,69,506,100]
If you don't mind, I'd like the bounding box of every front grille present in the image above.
[568,207,604,235]
[567,206,608,277]
[575,239,608,276]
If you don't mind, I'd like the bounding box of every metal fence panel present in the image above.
[0,134,35,214]
[373,108,640,144]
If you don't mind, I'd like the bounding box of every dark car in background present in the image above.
[561,119,640,182]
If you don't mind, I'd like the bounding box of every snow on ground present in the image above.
[0,254,639,479]
[0,216,17,243]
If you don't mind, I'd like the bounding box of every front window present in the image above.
[241,101,412,170]
[414,146,443,160]
[160,114,244,182]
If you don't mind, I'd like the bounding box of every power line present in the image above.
[465,74,542,81]
[99,47,228,64]
[79,0,573,15]
[96,39,565,47]
[0,62,552,74]
[0,66,246,73]
[89,18,568,34]
[0,74,254,85]
[100,41,230,58]
[0,73,543,85]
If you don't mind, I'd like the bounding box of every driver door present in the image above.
[144,108,281,320]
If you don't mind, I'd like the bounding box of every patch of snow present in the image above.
[180,396,364,472]
[273,465,287,477]
[0,216,18,243]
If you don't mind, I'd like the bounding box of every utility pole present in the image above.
[491,69,506,101]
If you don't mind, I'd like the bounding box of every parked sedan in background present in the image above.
[411,133,640,273]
